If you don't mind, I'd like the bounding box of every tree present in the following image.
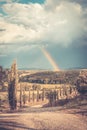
[8,60,18,110]
[8,79,17,110]
[20,84,22,107]
[76,75,87,94]
[47,90,57,106]
[42,88,45,101]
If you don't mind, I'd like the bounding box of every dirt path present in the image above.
[0,107,87,130]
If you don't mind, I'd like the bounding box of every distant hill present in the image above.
[18,67,87,71]
[18,67,52,71]
[67,67,87,70]
[19,69,87,86]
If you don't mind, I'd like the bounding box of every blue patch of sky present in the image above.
[0,1,6,14]
[0,2,8,15]
[0,2,6,5]
[16,47,51,69]
[0,41,87,69]
[0,0,45,5]
[19,0,45,4]
[48,44,87,69]
[0,7,6,15]
[0,54,15,68]
[1,44,87,69]
[0,0,45,14]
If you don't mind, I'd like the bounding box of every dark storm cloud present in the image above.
[0,29,6,31]
[66,0,87,8]
[71,0,87,6]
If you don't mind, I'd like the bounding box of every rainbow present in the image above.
[41,47,59,71]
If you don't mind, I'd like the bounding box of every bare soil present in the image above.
[0,106,87,130]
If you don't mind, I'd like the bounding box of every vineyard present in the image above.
[0,63,87,111]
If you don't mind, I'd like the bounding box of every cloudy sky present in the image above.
[0,0,87,70]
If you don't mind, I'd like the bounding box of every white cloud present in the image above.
[0,0,86,51]
[0,0,19,3]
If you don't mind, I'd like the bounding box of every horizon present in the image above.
[1,64,87,71]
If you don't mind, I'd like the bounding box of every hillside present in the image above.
[20,69,87,85]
